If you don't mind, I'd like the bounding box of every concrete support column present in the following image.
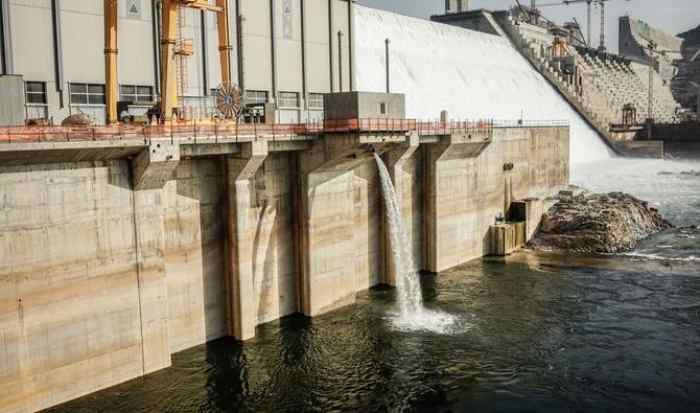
[380,133,419,286]
[297,137,370,316]
[131,189,172,374]
[299,167,356,316]
[130,143,181,374]
[423,135,491,272]
[226,141,268,341]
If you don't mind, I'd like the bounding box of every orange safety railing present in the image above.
[0,117,507,144]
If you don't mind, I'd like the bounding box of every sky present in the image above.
[356,0,700,53]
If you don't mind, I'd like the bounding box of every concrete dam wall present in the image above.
[0,119,569,412]
[354,6,613,164]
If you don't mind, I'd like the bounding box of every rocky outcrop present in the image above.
[529,191,673,254]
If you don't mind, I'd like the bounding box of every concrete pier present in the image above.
[0,93,569,413]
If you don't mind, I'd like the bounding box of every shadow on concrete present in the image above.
[173,158,229,344]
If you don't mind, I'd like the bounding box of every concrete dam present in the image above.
[0,7,578,413]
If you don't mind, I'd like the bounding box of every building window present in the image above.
[25,81,47,104]
[245,90,268,106]
[278,91,300,108]
[308,93,324,110]
[70,83,106,105]
[379,102,387,115]
[120,85,154,102]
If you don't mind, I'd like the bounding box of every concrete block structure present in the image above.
[0,92,570,412]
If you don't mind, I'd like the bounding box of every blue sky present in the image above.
[356,0,700,53]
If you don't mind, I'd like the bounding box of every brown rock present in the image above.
[529,191,673,254]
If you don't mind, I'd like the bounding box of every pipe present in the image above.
[347,0,354,91]
[598,1,605,51]
[235,1,245,96]
[385,38,390,93]
[300,0,308,109]
[270,0,277,106]
[104,0,118,124]
[0,0,12,74]
[337,30,343,92]
[200,11,209,95]
[152,0,161,96]
[51,0,64,107]
[586,1,592,48]
[328,0,334,92]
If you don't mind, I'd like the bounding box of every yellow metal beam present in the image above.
[183,0,223,12]
[216,0,232,85]
[104,0,118,124]
[160,0,179,120]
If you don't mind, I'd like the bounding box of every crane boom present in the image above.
[530,0,629,51]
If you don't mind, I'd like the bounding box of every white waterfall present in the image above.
[373,154,458,333]
[355,6,615,164]
[374,153,422,316]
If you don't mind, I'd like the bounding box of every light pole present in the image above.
[646,41,656,140]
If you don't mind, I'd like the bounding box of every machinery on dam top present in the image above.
[104,0,240,126]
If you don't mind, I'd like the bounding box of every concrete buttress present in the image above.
[226,141,268,340]
[130,143,180,374]
[424,132,492,272]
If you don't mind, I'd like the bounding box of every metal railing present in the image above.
[0,117,562,145]
[415,119,494,136]
[493,119,570,128]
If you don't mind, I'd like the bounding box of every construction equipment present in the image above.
[533,0,631,51]
[104,0,233,124]
[104,0,118,124]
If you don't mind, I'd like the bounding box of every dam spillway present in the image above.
[354,6,614,164]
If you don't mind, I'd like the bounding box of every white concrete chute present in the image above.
[354,5,614,163]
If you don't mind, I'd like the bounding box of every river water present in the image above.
[49,158,700,412]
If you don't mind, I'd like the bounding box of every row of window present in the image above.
[25,82,324,109]
[25,82,155,105]
[244,90,324,109]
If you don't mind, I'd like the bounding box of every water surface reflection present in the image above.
[49,258,700,412]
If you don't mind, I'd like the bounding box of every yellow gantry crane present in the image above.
[103,0,233,124]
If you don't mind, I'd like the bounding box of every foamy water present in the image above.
[374,153,459,334]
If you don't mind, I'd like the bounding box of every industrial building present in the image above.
[0,0,355,124]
